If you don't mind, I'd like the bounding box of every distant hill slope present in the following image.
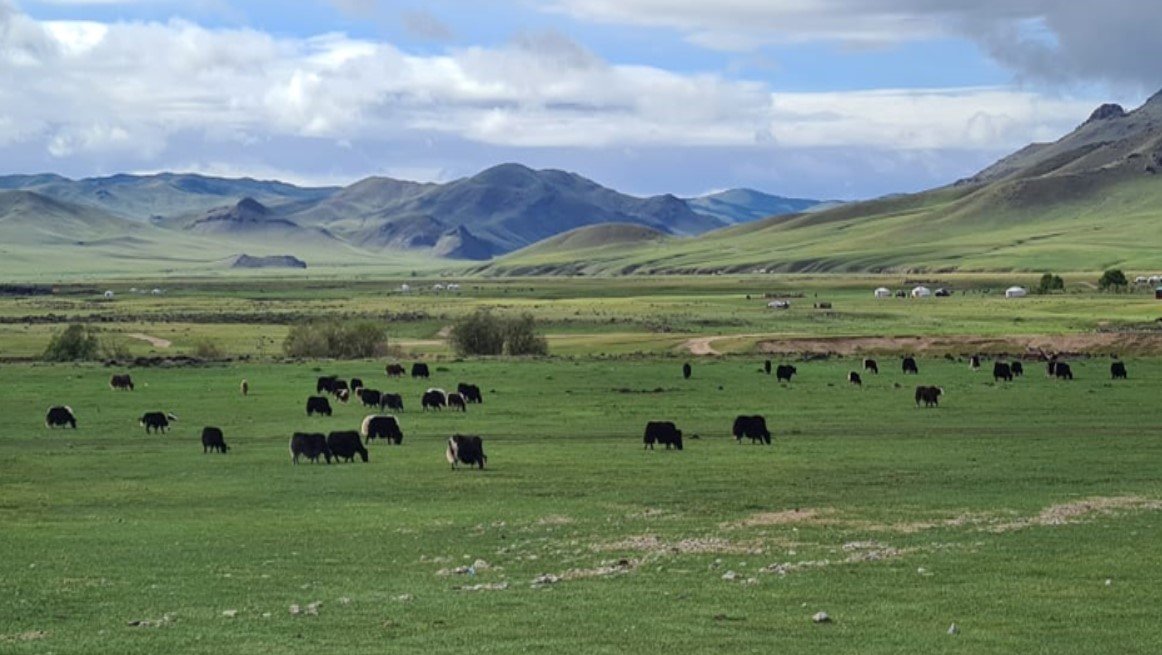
[0,166,810,261]
[686,189,826,224]
[483,92,1162,275]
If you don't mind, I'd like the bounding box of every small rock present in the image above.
[812,611,831,624]
[262,612,272,619]
[221,609,238,619]
[721,570,738,581]
[532,573,561,587]
[948,623,959,635]
[472,559,491,571]
[338,597,351,605]
[289,604,301,616]
[395,594,414,602]
[1105,579,1113,586]
[306,601,321,616]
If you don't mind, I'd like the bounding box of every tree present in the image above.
[450,309,548,356]
[1037,273,1065,294]
[1098,269,1128,292]
[43,324,101,361]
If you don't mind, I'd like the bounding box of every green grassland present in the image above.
[2,357,1162,654]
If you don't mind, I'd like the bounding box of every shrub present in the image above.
[450,309,547,356]
[1037,273,1065,294]
[43,324,101,362]
[193,338,226,359]
[1098,269,1128,292]
[283,320,388,359]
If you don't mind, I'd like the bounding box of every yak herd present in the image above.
[42,353,1132,465]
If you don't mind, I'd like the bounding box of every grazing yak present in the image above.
[848,371,862,386]
[864,358,879,374]
[457,383,483,404]
[201,427,229,453]
[1011,361,1025,377]
[240,379,249,396]
[993,362,1013,382]
[329,379,350,398]
[306,396,333,417]
[386,363,406,377]
[335,388,350,404]
[1111,361,1128,380]
[140,412,177,434]
[732,415,770,444]
[327,431,369,463]
[316,375,338,394]
[446,434,487,470]
[379,393,404,412]
[902,357,919,375]
[776,365,797,382]
[411,363,430,379]
[969,355,981,370]
[109,374,134,391]
[643,421,683,450]
[447,392,468,412]
[682,362,692,380]
[914,386,943,407]
[290,432,331,464]
[361,415,403,445]
[358,388,382,408]
[764,360,772,375]
[422,388,447,411]
[45,405,77,429]
[1055,363,1074,380]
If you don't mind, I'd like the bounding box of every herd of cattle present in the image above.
[41,354,1132,460]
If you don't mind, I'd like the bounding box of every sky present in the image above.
[1,1,1159,199]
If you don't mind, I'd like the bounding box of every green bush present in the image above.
[1037,273,1065,294]
[283,320,388,359]
[193,338,226,359]
[43,324,101,362]
[450,309,547,356]
[1098,269,1128,292]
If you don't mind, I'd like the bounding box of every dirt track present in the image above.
[680,332,1162,356]
[127,333,172,349]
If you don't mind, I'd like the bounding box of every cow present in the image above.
[1111,361,1128,380]
[764,360,772,375]
[1011,361,1024,377]
[447,392,468,412]
[993,362,1013,382]
[327,431,369,463]
[848,371,862,386]
[290,432,331,464]
[682,362,692,380]
[361,415,403,445]
[863,358,878,374]
[350,378,364,393]
[969,355,981,370]
[914,386,943,407]
[379,393,404,412]
[201,427,229,453]
[45,405,76,429]
[422,388,447,411]
[643,421,683,450]
[306,396,333,417]
[902,357,919,375]
[140,412,176,434]
[359,388,382,408]
[457,383,483,404]
[776,365,797,382]
[109,374,134,391]
[446,434,487,470]
[316,375,338,394]
[386,364,406,377]
[240,379,249,396]
[731,415,770,445]
[1055,363,1074,380]
[411,363,430,379]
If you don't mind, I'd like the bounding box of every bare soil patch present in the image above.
[127,333,172,349]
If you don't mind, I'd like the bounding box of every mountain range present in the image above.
[0,165,823,264]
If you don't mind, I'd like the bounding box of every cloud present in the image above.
[547,0,1162,89]
[401,10,453,42]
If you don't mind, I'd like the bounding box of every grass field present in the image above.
[3,354,1162,654]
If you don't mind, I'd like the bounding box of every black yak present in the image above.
[446,434,487,469]
[914,386,943,407]
[140,412,177,434]
[1111,361,1128,380]
[306,396,333,417]
[422,388,446,411]
[993,362,1013,382]
[902,357,919,374]
[379,393,404,412]
[327,431,369,463]
[863,358,878,374]
[776,365,797,382]
[644,421,683,450]
[361,415,403,445]
[45,405,77,429]
[290,432,331,464]
[731,415,770,444]
[201,427,229,453]
[848,371,862,386]
[411,363,430,379]
[109,374,134,391]
[457,383,483,404]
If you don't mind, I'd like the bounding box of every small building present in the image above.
[767,300,791,310]
[874,287,891,299]
[1135,276,1148,285]
[1005,286,1028,298]
[911,286,932,298]
[399,283,411,293]
[103,290,114,299]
